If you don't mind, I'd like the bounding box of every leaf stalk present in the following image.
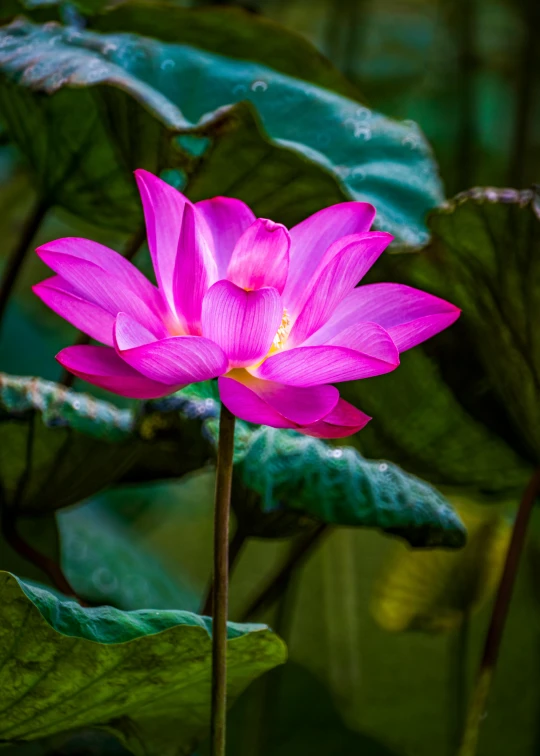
[458,469,540,755]
[0,199,48,332]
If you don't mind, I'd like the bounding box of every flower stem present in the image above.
[211,403,236,756]
[0,199,48,332]
[458,469,540,756]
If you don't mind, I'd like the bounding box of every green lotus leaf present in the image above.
[0,571,286,755]
[342,187,538,495]
[372,499,511,632]
[0,372,138,514]
[139,384,466,548]
[93,1,359,99]
[0,18,442,243]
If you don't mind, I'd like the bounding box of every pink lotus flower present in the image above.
[34,170,459,438]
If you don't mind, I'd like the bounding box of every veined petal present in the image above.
[113,311,157,349]
[36,237,160,306]
[196,196,256,277]
[227,219,290,294]
[114,312,227,385]
[255,339,398,386]
[251,377,339,424]
[202,280,282,368]
[327,321,400,362]
[36,249,167,338]
[135,169,191,312]
[219,371,339,426]
[304,319,400,363]
[309,283,461,352]
[36,237,163,318]
[218,376,295,429]
[33,276,115,346]
[284,202,376,314]
[56,345,181,399]
[173,203,217,335]
[287,232,393,347]
[299,398,371,438]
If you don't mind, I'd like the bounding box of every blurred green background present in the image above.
[0,0,539,755]
[201,0,540,193]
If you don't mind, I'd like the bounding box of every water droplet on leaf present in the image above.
[355,106,372,120]
[402,134,420,150]
[351,166,366,181]
[93,567,119,593]
[251,79,268,93]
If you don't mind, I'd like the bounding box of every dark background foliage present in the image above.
[0,0,539,755]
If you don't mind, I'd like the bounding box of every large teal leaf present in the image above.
[93,1,360,99]
[251,0,538,193]
[0,18,442,243]
[0,373,139,514]
[139,384,466,548]
[0,571,286,755]
[233,426,466,548]
[0,18,190,231]
[341,187,538,494]
[0,371,465,546]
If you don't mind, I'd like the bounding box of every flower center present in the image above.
[269,308,290,356]
[244,308,291,372]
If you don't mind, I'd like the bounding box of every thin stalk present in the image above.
[241,523,329,621]
[449,613,470,753]
[210,403,236,756]
[59,225,146,387]
[201,525,248,617]
[0,199,48,332]
[1,508,79,599]
[458,469,540,756]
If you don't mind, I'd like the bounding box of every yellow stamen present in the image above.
[268,308,290,356]
[248,308,291,370]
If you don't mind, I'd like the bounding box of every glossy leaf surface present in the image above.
[0,571,286,755]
